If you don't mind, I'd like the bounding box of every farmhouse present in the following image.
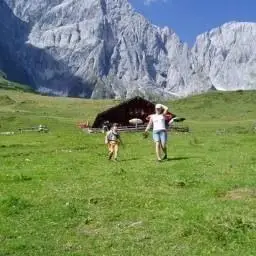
[92,96,172,128]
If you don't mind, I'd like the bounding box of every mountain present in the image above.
[0,1,30,85]
[193,22,256,91]
[1,0,256,99]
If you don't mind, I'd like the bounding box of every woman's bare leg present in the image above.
[155,142,162,161]
[160,132,168,160]
[161,142,167,159]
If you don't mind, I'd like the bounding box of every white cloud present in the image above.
[144,0,167,5]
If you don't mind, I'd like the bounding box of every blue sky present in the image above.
[129,0,256,46]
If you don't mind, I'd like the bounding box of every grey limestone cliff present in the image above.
[1,0,255,98]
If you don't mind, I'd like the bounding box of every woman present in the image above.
[144,103,170,161]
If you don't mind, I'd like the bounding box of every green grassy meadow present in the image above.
[0,77,34,93]
[0,88,256,255]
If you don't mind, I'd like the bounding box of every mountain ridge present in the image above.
[1,0,255,99]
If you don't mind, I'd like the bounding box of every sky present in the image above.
[129,0,256,46]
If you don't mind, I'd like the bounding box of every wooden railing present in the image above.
[18,125,49,133]
[87,124,189,133]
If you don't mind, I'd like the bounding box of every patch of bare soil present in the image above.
[224,188,256,200]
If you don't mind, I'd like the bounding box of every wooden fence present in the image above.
[87,124,189,133]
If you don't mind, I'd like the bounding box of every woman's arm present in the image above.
[145,117,153,132]
[161,104,169,115]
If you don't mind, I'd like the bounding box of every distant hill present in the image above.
[0,86,255,125]
[0,75,34,93]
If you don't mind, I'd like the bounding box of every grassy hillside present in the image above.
[0,76,34,93]
[0,90,256,256]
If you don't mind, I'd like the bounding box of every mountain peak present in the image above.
[1,0,256,98]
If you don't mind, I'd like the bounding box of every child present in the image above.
[105,123,122,161]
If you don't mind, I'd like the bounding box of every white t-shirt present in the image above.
[151,114,166,131]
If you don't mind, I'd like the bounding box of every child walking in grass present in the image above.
[105,123,123,161]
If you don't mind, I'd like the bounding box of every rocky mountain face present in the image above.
[1,0,256,98]
[193,22,256,91]
[0,1,30,84]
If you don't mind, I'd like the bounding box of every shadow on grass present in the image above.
[115,157,198,162]
[166,156,199,161]
[119,158,139,162]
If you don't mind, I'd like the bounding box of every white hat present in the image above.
[155,104,162,109]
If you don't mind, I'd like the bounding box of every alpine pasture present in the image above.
[0,87,256,256]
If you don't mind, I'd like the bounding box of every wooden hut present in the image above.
[92,97,157,128]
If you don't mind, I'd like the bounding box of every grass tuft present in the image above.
[0,196,32,215]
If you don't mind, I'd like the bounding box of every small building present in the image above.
[92,96,157,128]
